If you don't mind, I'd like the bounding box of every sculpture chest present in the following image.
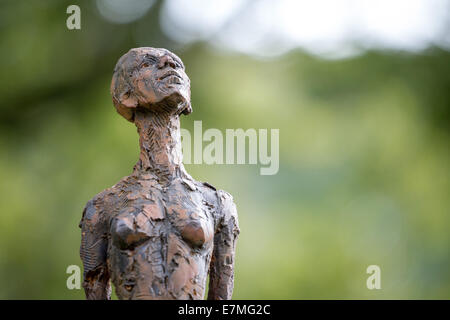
[110,178,214,250]
[108,177,215,299]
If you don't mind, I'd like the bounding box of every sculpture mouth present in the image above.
[159,70,182,81]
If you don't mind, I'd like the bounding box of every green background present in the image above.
[0,1,449,299]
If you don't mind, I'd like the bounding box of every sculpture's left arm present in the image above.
[208,190,240,300]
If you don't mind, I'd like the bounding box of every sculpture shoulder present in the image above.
[216,189,239,227]
[79,193,111,231]
[197,181,239,230]
[80,175,134,229]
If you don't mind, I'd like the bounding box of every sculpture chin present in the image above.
[154,84,191,115]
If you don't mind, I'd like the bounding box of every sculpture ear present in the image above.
[113,89,138,122]
[111,67,139,122]
[120,90,138,109]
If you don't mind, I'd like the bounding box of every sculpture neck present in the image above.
[133,108,185,184]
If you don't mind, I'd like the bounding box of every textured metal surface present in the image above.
[79,48,239,300]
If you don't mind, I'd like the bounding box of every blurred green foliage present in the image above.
[0,1,449,299]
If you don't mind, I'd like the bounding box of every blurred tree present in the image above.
[0,0,448,299]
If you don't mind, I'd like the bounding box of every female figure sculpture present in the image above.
[79,47,239,300]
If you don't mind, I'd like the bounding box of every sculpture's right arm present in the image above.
[79,200,111,300]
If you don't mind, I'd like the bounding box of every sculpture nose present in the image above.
[158,55,176,69]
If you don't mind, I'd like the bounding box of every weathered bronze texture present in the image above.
[79,47,239,300]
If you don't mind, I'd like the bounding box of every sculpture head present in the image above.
[111,47,192,122]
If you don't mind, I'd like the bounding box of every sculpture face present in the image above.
[111,47,192,121]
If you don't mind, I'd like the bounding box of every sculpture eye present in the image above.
[142,55,157,68]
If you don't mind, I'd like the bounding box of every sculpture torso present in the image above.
[108,173,217,299]
[82,171,236,300]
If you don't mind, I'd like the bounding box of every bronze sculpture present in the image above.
[79,47,239,300]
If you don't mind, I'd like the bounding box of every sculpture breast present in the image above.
[181,220,212,248]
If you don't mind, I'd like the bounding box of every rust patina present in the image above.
[79,47,239,300]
